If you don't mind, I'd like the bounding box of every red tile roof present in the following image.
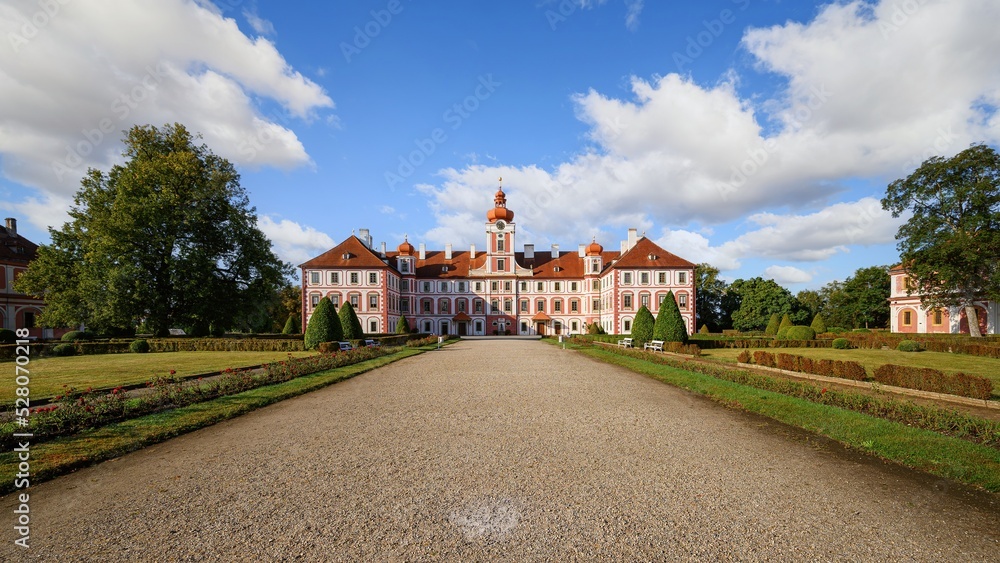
[307,235,693,279]
[0,226,37,265]
[299,236,391,269]
[612,237,696,269]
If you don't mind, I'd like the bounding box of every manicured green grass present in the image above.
[575,344,1000,492]
[3,351,316,403]
[0,348,426,494]
[701,347,1000,386]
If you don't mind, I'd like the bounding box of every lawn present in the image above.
[700,347,1000,388]
[4,350,316,403]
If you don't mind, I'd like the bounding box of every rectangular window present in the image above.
[520,281,527,291]
[623,294,633,309]
[475,299,484,313]
[592,260,600,273]
[440,300,450,313]
[331,272,340,284]
[679,294,688,309]
[458,300,467,312]
[475,282,483,292]
[903,310,912,325]
[520,300,529,313]
[330,294,340,307]
[623,272,632,285]
[504,299,512,313]
[370,295,378,309]
[309,272,320,285]
[439,282,449,293]
[592,280,600,291]
[401,261,409,273]
[497,258,506,271]
[624,320,632,332]
[570,282,578,292]
[537,282,544,291]
[401,299,410,313]
[593,299,600,311]
[640,272,649,285]
[491,299,499,313]
[311,295,320,307]
[678,272,687,284]
[571,321,579,332]
[350,272,359,285]
[570,300,579,313]
[422,281,431,292]
[658,272,666,284]
[554,300,562,312]
[536,299,545,312]
[423,300,431,313]
[370,320,378,333]
[369,272,377,284]
[497,237,505,252]
[554,282,561,292]
[932,309,942,324]
[350,294,359,307]
[458,282,466,292]
[641,294,650,308]
[491,281,499,292]
[504,281,512,292]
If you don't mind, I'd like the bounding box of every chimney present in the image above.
[627,228,638,250]
[470,243,476,258]
[445,243,453,261]
[551,243,559,256]
[621,241,628,254]
[4,218,15,237]
[359,228,370,247]
[578,244,586,258]
[380,241,387,256]
[418,243,426,260]
[524,244,534,260]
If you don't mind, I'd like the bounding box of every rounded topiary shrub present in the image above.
[785,326,816,340]
[897,340,923,352]
[832,338,851,349]
[51,343,75,356]
[130,339,150,353]
[61,330,94,342]
[0,328,16,344]
[776,326,790,339]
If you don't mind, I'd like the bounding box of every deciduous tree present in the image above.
[14,124,290,336]
[882,144,1000,337]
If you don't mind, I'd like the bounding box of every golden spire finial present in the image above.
[498,176,503,189]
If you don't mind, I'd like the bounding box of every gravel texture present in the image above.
[3,339,999,561]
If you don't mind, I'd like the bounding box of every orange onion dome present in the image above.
[397,239,415,256]
[486,187,515,222]
[586,239,603,256]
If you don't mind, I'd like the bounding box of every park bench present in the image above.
[618,337,633,348]
[644,340,664,352]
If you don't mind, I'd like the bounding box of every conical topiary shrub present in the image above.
[810,314,826,334]
[631,305,655,347]
[282,314,299,335]
[339,302,365,340]
[764,313,780,336]
[396,315,410,334]
[777,313,794,339]
[653,291,688,343]
[304,298,342,350]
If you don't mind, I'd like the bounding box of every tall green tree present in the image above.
[728,277,800,332]
[695,263,729,331]
[630,305,655,346]
[304,298,341,349]
[882,144,1000,337]
[15,124,290,336]
[653,291,688,343]
[339,302,365,340]
[396,315,410,335]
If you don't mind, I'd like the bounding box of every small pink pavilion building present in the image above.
[888,264,997,334]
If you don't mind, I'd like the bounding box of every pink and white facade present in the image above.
[300,187,696,336]
[888,265,998,334]
[1,218,71,339]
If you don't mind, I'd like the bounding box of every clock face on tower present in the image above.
[495,220,506,231]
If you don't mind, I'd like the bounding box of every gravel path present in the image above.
[3,340,999,561]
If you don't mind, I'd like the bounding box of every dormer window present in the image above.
[342,253,351,260]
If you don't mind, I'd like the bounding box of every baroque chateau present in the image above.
[300,184,696,337]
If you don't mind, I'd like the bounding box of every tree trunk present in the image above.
[966,305,983,338]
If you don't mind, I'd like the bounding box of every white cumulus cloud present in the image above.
[764,265,814,285]
[258,215,336,267]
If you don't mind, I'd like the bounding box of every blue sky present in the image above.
[2,0,999,290]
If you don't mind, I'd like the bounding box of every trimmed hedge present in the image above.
[832,338,851,349]
[785,326,816,341]
[897,340,923,352]
[873,364,993,400]
[129,339,150,353]
[744,351,867,381]
[51,343,75,357]
[61,331,95,342]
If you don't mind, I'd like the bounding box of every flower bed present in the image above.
[3,347,395,449]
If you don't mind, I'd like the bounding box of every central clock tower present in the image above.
[486,179,515,274]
